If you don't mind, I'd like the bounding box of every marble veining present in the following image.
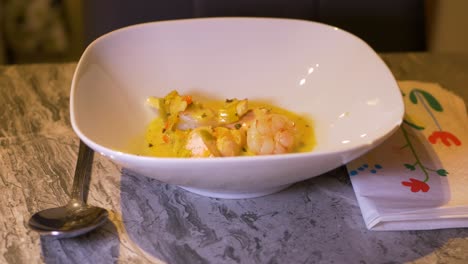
[1,55,468,263]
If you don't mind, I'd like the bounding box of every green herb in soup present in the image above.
[140,90,315,157]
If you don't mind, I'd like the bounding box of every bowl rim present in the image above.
[70,17,404,163]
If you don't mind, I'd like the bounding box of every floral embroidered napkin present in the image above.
[347,81,468,231]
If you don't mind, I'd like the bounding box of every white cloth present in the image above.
[347,81,468,230]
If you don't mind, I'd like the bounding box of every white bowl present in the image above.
[70,17,403,199]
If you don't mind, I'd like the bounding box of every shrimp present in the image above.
[213,127,246,157]
[246,109,296,155]
[185,126,246,157]
[185,127,220,157]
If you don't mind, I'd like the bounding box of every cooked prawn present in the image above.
[213,127,246,157]
[246,109,296,155]
[185,127,220,157]
[185,126,247,157]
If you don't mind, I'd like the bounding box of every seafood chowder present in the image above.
[134,91,315,158]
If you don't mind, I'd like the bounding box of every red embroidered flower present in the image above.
[401,178,430,192]
[428,131,461,146]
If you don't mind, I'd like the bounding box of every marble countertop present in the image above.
[1,53,468,264]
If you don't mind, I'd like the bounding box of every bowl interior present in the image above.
[71,18,403,155]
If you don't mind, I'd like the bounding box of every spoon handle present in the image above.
[70,140,95,204]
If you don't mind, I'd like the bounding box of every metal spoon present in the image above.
[28,141,108,239]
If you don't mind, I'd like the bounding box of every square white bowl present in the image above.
[70,17,403,199]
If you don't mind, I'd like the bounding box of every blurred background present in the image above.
[0,0,466,65]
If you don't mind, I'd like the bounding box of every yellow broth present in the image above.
[132,100,315,157]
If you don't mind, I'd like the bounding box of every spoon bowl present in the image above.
[28,203,108,239]
[29,141,108,238]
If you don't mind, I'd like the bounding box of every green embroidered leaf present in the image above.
[403,119,425,130]
[409,89,443,112]
[419,90,443,112]
[409,90,418,104]
[436,169,448,176]
[404,164,416,171]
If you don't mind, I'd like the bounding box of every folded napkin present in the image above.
[347,81,468,231]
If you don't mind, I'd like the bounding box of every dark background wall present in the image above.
[0,0,426,64]
[83,0,426,52]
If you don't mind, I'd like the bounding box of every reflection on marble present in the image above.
[1,55,468,263]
